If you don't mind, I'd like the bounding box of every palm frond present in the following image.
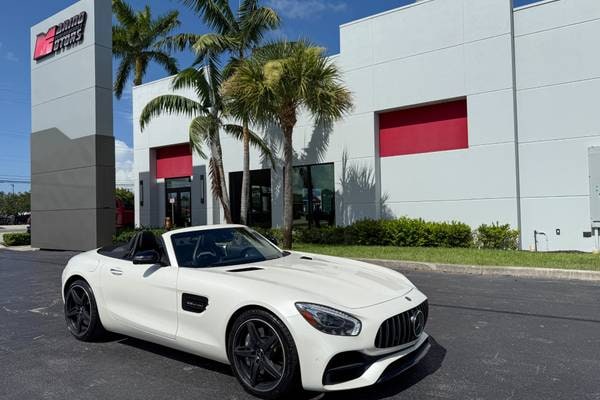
[192,33,238,60]
[222,56,242,80]
[140,95,202,131]
[112,1,180,91]
[111,26,131,56]
[238,0,258,16]
[179,0,237,33]
[171,68,212,107]
[223,39,353,132]
[145,51,179,75]
[223,124,276,167]
[189,116,215,159]
[113,56,133,99]
[150,10,180,37]
[112,0,137,27]
[239,7,280,47]
[155,33,203,52]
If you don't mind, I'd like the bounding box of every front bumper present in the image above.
[286,289,430,392]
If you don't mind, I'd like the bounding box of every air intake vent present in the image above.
[227,267,263,273]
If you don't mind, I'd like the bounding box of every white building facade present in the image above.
[133,0,600,251]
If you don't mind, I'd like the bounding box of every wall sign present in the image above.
[33,11,87,61]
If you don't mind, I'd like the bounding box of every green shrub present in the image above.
[251,226,285,245]
[428,220,474,248]
[296,226,347,245]
[113,227,167,244]
[476,223,519,250]
[345,219,385,245]
[2,232,31,246]
[294,217,474,248]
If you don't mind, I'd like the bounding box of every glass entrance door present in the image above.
[166,177,192,227]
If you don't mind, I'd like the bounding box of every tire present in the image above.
[64,279,106,342]
[227,309,301,399]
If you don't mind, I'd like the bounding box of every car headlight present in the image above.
[295,303,361,336]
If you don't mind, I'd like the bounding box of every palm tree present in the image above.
[223,40,353,248]
[139,62,273,224]
[112,0,180,98]
[170,0,279,225]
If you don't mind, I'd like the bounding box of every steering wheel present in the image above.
[240,247,261,259]
[192,238,218,267]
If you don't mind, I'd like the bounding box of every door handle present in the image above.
[110,268,123,276]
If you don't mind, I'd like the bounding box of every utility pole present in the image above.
[10,184,14,196]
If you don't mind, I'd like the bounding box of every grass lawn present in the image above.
[293,244,600,272]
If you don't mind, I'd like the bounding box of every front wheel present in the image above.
[227,309,301,399]
[64,279,105,341]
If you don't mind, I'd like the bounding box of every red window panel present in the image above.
[156,144,193,179]
[379,99,468,157]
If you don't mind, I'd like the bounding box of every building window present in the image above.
[293,163,335,228]
[379,99,468,157]
[229,169,272,227]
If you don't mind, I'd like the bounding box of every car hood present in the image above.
[222,252,414,309]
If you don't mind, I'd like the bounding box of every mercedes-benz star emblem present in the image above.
[410,310,425,337]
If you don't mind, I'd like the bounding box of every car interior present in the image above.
[171,229,278,268]
[98,231,169,265]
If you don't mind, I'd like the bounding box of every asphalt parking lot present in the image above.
[1,249,599,400]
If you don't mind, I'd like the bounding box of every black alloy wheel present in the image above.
[228,310,300,399]
[64,280,105,341]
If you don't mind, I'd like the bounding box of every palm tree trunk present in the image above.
[240,121,250,226]
[282,125,294,249]
[213,134,233,224]
[134,58,143,86]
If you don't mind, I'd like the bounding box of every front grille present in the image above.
[374,300,429,348]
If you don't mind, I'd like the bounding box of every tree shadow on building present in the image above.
[337,150,394,225]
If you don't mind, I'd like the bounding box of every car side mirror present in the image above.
[133,250,161,265]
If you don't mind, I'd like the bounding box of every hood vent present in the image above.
[227,267,264,273]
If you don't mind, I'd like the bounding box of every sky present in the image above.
[0,0,538,193]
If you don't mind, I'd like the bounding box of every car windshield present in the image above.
[170,227,283,268]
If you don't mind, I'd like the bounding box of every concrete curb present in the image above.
[357,258,600,282]
[0,245,38,252]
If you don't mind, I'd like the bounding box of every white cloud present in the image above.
[115,139,134,189]
[5,52,18,63]
[266,0,347,20]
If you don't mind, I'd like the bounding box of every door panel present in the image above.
[100,258,178,339]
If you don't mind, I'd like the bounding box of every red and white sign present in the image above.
[34,11,87,61]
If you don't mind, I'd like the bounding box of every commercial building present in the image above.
[133,0,600,251]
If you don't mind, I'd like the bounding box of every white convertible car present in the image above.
[62,225,430,399]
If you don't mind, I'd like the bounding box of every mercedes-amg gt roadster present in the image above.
[62,225,430,399]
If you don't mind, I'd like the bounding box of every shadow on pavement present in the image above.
[98,332,444,399]
[117,335,234,377]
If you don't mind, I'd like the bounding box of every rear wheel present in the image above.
[64,280,105,341]
[228,309,300,399]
